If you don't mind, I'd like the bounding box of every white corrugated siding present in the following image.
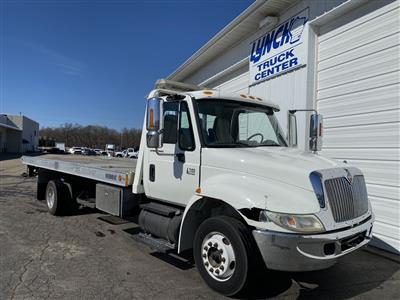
[213,71,249,94]
[316,0,400,253]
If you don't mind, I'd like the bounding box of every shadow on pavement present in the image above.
[242,249,399,299]
[120,221,398,299]
[0,153,22,161]
[0,152,44,161]
[141,246,398,299]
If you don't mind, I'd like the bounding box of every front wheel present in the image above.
[193,216,258,296]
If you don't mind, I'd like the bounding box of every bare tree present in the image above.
[39,123,141,150]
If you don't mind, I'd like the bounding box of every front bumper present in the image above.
[252,215,373,272]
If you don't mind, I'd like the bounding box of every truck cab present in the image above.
[134,80,374,295]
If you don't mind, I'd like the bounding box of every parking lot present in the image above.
[0,155,399,300]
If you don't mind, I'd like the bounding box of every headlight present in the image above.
[259,211,325,233]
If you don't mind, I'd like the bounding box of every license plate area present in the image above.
[340,231,367,252]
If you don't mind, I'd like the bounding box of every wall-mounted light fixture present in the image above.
[259,16,278,29]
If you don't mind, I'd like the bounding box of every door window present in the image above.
[179,102,195,151]
[163,102,179,144]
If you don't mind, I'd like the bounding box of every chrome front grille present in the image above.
[324,175,369,222]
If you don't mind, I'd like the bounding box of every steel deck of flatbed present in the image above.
[22,154,136,187]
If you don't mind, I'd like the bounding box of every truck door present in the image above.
[147,100,200,205]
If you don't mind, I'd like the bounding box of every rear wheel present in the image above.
[45,180,70,215]
[193,216,258,296]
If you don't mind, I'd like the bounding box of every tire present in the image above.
[193,216,259,296]
[45,180,70,216]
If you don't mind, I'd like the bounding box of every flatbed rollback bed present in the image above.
[22,154,140,217]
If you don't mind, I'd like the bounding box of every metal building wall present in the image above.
[179,0,351,151]
[315,0,400,253]
[22,116,39,152]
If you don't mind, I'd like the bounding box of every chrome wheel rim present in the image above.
[46,186,55,209]
[201,232,236,282]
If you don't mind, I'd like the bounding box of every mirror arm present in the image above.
[289,109,318,115]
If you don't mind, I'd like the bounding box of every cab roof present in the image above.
[149,79,280,111]
[187,89,280,111]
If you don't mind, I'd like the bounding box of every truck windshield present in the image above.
[195,99,287,147]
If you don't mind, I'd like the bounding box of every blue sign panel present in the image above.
[249,9,308,85]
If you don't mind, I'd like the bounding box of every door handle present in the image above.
[149,164,155,182]
[176,153,185,163]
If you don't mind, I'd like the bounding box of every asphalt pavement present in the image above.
[0,155,399,299]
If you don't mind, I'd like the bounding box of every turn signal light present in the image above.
[149,109,154,129]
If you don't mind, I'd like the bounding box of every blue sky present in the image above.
[1,0,253,130]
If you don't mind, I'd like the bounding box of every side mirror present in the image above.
[309,114,323,152]
[146,97,163,148]
[287,111,297,147]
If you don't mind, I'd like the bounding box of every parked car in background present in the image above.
[82,148,96,156]
[69,147,82,155]
[114,150,125,157]
[115,148,137,158]
[104,144,115,157]
[128,150,139,159]
[94,149,102,155]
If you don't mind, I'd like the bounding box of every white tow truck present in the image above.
[22,79,374,296]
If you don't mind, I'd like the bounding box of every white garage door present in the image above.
[316,0,400,253]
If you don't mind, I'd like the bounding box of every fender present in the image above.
[178,194,250,253]
[178,173,319,252]
[178,195,202,253]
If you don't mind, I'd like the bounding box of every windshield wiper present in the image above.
[259,141,281,147]
[208,143,249,148]
[236,141,258,147]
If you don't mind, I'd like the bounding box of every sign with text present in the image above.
[249,9,308,85]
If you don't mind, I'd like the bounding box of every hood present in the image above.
[202,147,344,191]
